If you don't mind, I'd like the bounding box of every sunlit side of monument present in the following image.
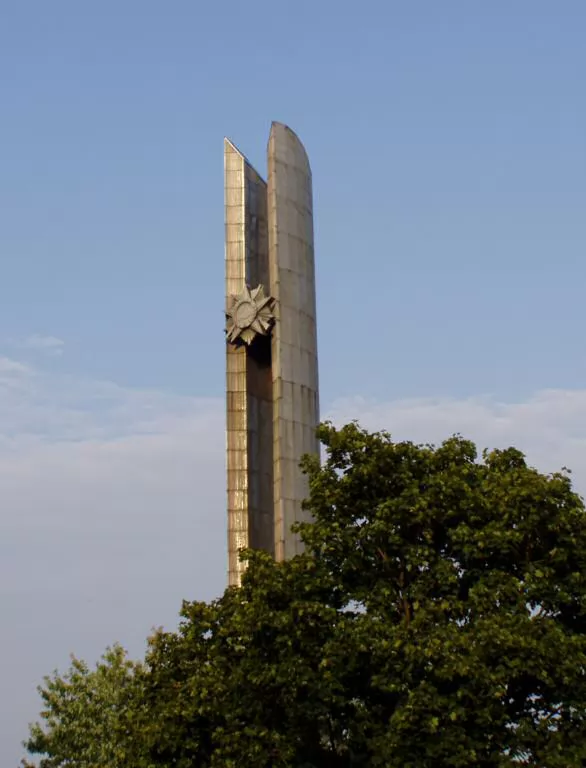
[224,123,319,586]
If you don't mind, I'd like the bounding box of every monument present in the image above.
[225,123,320,586]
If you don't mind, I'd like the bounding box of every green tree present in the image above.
[24,423,586,767]
[22,644,150,768]
[143,424,586,767]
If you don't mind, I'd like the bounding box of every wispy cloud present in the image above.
[22,334,65,355]
[0,356,30,375]
[6,334,65,356]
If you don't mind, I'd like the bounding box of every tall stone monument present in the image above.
[225,123,319,586]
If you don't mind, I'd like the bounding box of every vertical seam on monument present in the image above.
[237,151,248,587]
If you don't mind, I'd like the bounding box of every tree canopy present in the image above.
[21,645,145,768]
[23,423,586,767]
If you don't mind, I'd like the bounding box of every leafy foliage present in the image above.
[22,645,149,768]
[24,423,586,767]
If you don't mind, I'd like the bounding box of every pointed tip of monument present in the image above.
[224,137,244,157]
[224,137,263,180]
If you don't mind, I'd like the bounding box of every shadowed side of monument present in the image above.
[224,124,319,586]
[225,140,274,587]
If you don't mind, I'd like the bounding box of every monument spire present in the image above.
[224,124,320,586]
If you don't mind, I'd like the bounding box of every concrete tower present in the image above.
[224,123,319,586]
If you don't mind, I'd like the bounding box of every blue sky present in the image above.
[3,0,585,401]
[1,1,585,763]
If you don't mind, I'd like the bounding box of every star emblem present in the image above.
[226,284,275,345]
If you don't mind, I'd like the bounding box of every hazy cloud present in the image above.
[1,361,225,764]
[0,355,31,376]
[8,334,65,356]
[3,364,586,764]
[328,391,586,494]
